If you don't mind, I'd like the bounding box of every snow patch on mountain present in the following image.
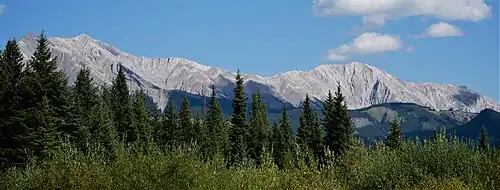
[17,33,500,113]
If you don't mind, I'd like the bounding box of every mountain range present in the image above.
[16,33,500,114]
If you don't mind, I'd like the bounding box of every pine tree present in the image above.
[25,97,60,158]
[65,67,100,150]
[271,121,284,168]
[25,32,69,121]
[88,91,117,156]
[132,90,152,143]
[280,106,293,159]
[299,94,324,162]
[323,83,354,156]
[179,96,195,144]
[162,100,179,145]
[479,127,489,151]
[384,118,403,149]
[311,112,324,165]
[248,90,270,165]
[0,39,27,168]
[229,70,249,166]
[204,85,226,159]
[110,65,133,142]
[20,32,68,158]
[271,107,293,169]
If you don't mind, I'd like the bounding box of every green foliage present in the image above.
[132,90,153,144]
[203,85,228,159]
[0,39,27,168]
[479,127,489,151]
[1,137,498,190]
[110,66,133,142]
[324,84,354,157]
[65,67,100,150]
[385,118,403,149]
[248,90,271,165]
[19,32,69,159]
[0,33,499,189]
[229,70,249,166]
[161,100,180,145]
[298,94,325,165]
[179,96,195,144]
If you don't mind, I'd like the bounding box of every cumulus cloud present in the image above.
[327,32,407,61]
[0,5,6,15]
[418,22,464,38]
[313,0,492,26]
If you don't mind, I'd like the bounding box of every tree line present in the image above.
[0,32,494,172]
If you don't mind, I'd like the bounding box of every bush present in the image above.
[1,138,498,189]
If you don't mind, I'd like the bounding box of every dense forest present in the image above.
[0,32,499,189]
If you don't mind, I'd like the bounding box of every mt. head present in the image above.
[17,33,500,113]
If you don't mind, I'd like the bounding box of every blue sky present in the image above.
[0,0,498,101]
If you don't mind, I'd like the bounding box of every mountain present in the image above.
[17,33,500,113]
[455,109,500,146]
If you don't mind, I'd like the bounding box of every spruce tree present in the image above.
[204,85,226,158]
[25,97,59,158]
[248,90,270,165]
[324,83,354,156]
[298,94,313,147]
[25,32,69,121]
[271,121,284,168]
[271,107,293,169]
[229,70,249,166]
[65,67,100,149]
[0,39,26,168]
[280,106,293,158]
[384,118,403,149]
[311,112,324,165]
[110,65,133,142]
[132,90,152,143]
[162,100,179,145]
[21,32,68,157]
[179,96,195,144]
[479,127,489,151]
[88,92,117,156]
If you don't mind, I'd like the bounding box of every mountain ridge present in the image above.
[16,33,500,113]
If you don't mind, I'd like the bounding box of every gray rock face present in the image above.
[17,33,500,113]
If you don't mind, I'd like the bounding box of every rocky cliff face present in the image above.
[17,33,500,112]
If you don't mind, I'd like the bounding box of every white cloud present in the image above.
[313,0,492,26]
[421,22,464,38]
[0,5,6,15]
[327,32,406,61]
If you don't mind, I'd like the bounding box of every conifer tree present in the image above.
[271,121,284,168]
[298,94,313,147]
[65,67,100,149]
[21,32,68,157]
[479,127,489,151]
[0,39,26,168]
[248,90,270,165]
[110,65,133,142]
[323,83,354,156]
[281,106,292,151]
[132,90,152,143]
[384,118,403,149]
[311,112,324,165]
[204,85,226,158]
[271,107,293,169]
[162,100,179,145]
[229,70,249,166]
[25,97,60,158]
[179,96,195,144]
[88,93,117,156]
[25,32,69,121]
